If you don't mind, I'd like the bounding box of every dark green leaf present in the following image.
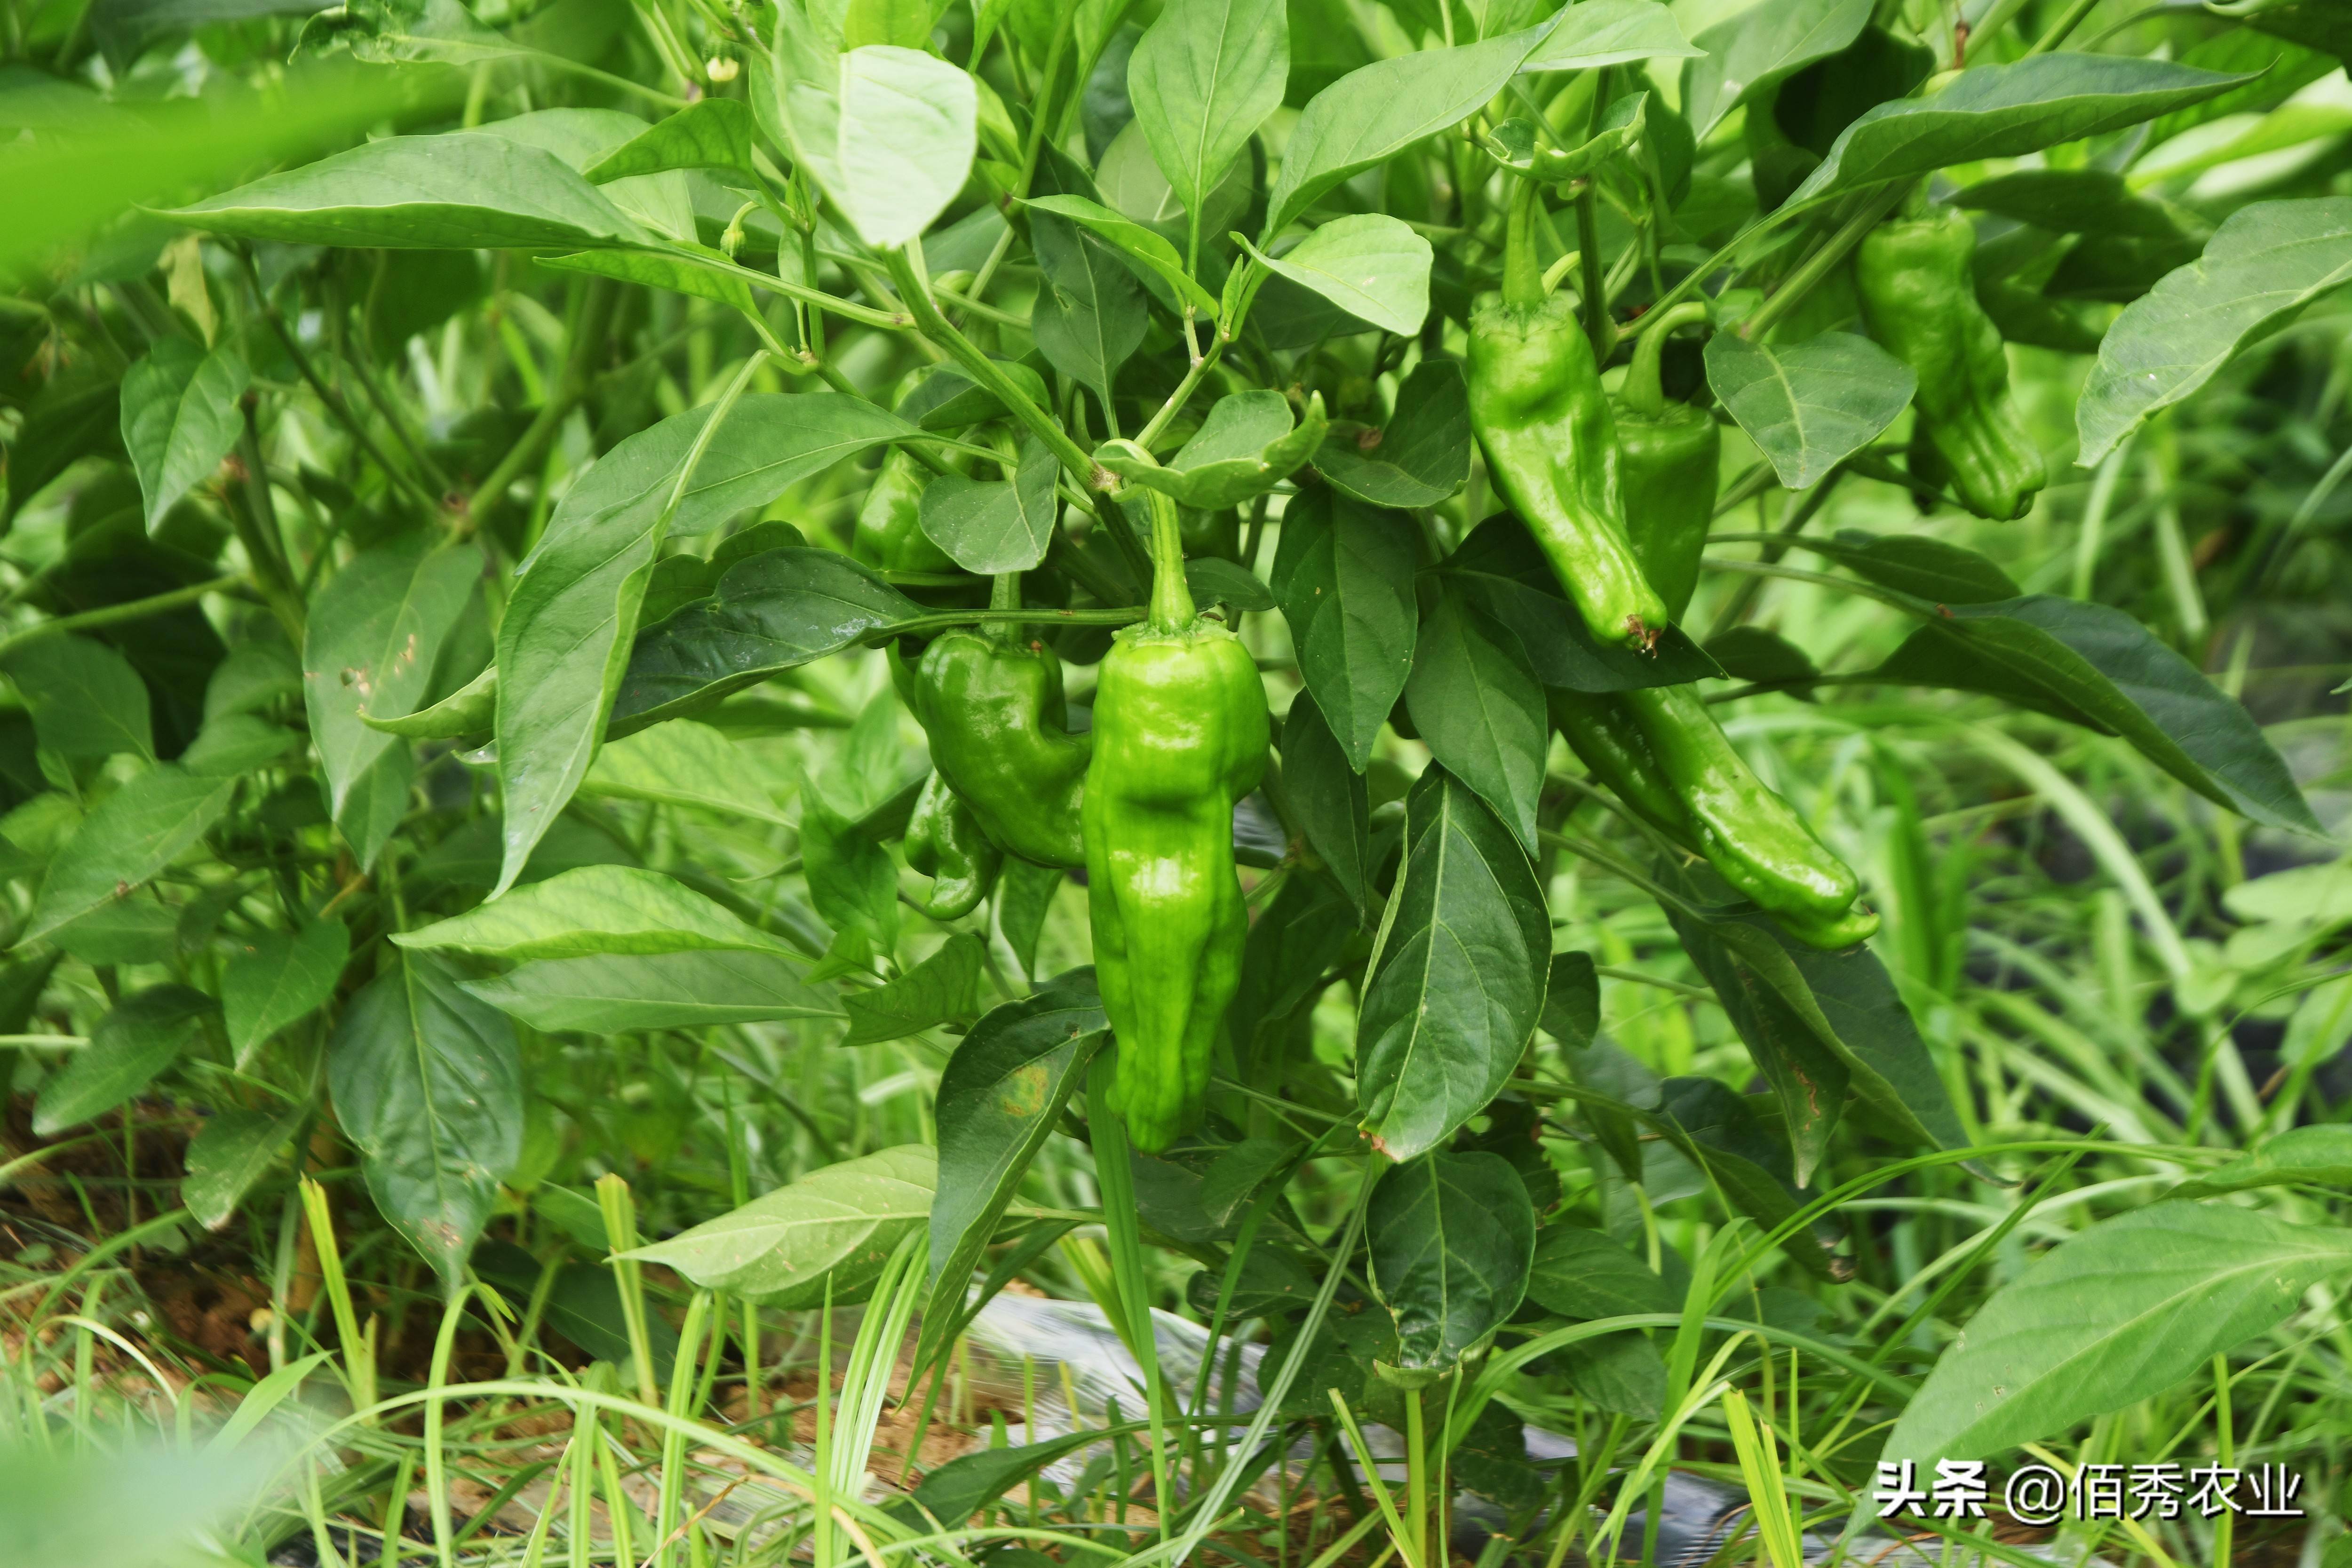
[2172,1125,2352,1201]
[6,633,153,761]
[221,919,349,1066]
[1280,692,1370,916]
[1356,767,1549,1161]
[1184,557,1276,613]
[1802,529,2020,603]
[1703,331,1914,490]
[843,935,986,1045]
[1269,487,1418,772]
[1681,0,1869,138]
[33,984,214,1135]
[1309,359,1472,509]
[1540,951,1597,1048]
[1032,204,1149,408]
[1369,1150,1535,1369]
[1791,54,2260,206]
[801,792,899,957]
[496,394,909,891]
[1404,587,1547,854]
[918,438,1060,574]
[1100,390,1328,509]
[921,971,1105,1365]
[1704,626,1818,691]
[1871,595,2323,836]
[616,549,922,730]
[1526,1226,1676,1319]
[303,537,480,851]
[183,1100,308,1231]
[118,337,248,529]
[328,953,524,1288]
[25,765,238,943]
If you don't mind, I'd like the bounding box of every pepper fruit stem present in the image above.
[1624,302,1711,419]
[1142,489,1196,633]
[1501,175,1548,311]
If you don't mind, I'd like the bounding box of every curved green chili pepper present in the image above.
[1467,178,1669,649]
[1856,209,2046,523]
[904,771,1001,919]
[1084,462,1269,1152]
[1612,302,1719,622]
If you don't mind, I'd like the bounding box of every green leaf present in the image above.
[183,1100,308,1231]
[917,438,1060,574]
[1439,517,1721,692]
[1520,0,1699,72]
[1526,1226,1676,1319]
[1871,596,2323,836]
[536,245,761,316]
[1884,1203,2352,1466]
[1405,586,1547,855]
[182,714,300,777]
[774,44,978,248]
[1653,1076,1820,1264]
[1279,692,1371,916]
[1541,950,1598,1048]
[801,791,900,956]
[466,949,836,1032]
[24,765,237,944]
[1241,215,1431,335]
[6,633,153,761]
[584,97,759,184]
[1127,0,1287,223]
[1664,876,1967,1182]
[2077,197,2352,466]
[1790,53,2260,206]
[167,131,649,249]
[328,952,524,1288]
[2244,0,2352,64]
[1800,529,2020,604]
[842,934,986,1045]
[1310,359,1471,508]
[397,865,801,962]
[1185,557,1276,613]
[624,1144,936,1307]
[1269,487,1419,772]
[303,538,480,843]
[33,984,214,1136]
[1099,390,1328,509]
[365,664,496,739]
[1265,21,1557,235]
[1018,194,1222,318]
[581,718,793,825]
[921,971,1105,1361]
[2173,1125,2352,1201]
[1031,196,1151,409]
[1951,168,2188,241]
[1369,1150,1534,1369]
[901,1430,1109,1527]
[221,919,349,1066]
[1680,0,1870,139]
[617,549,922,731]
[1356,767,1549,1162]
[1703,331,1915,490]
[118,337,248,530]
[496,393,908,892]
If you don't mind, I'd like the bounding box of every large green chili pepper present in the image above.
[1467,178,1669,650]
[908,612,1089,869]
[1611,302,1719,622]
[853,451,960,574]
[1083,461,1269,1152]
[1856,208,2046,522]
[1552,684,1877,950]
[904,771,1000,919]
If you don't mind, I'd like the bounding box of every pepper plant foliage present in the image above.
[5,0,2352,1547]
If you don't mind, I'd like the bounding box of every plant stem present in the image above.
[1623,302,1709,417]
[466,279,616,533]
[1740,180,1912,342]
[887,246,1103,488]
